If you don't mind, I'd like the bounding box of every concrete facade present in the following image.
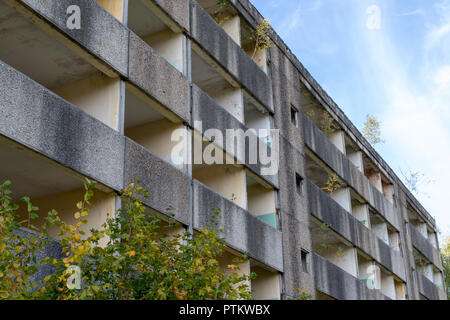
[0,0,445,300]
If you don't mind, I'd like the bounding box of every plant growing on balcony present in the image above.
[320,112,336,137]
[250,18,274,59]
[0,180,256,300]
[321,173,341,194]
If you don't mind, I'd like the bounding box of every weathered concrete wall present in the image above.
[128,32,191,123]
[192,85,278,188]
[0,60,125,191]
[193,180,283,271]
[124,138,191,226]
[313,253,390,300]
[307,180,406,281]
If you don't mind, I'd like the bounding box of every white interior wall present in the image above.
[372,221,389,244]
[144,29,184,73]
[367,172,383,192]
[208,86,245,123]
[247,184,276,216]
[125,119,188,171]
[328,130,346,155]
[352,204,370,228]
[380,273,396,299]
[52,73,121,130]
[245,108,271,144]
[320,245,357,278]
[193,164,247,209]
[222,15,241,46]
[348,151,364,172]
[251,266,280,300]
[330,187,352,213]
[19,188,116,247]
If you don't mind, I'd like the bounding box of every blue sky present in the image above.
[251,0,450,237]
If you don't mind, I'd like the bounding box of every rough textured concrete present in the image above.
[193,180,283,271]
[415,271,446,300]
[280,211,315,299]
[410,225,442,270]
[302,113,399,230]
[313,253,391,300]
[19,0,129,76]
[149,0,190,32]
[190,0,273,112]
[307,180,406,280]
[0,60,125,191]
[192,85,278,188]
[124,138,191,226]
[128,32,191,123]
[278,136,309,224]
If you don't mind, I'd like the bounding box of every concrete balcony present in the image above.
[190,0,273,113]
[124,138,192,225]
[415,271,447,300]
[307,180,406,281]
[193,180,283,272]
[313,253,390,300]
[0,59,124,192]
[14,0,129,76]
[192,85,278,188]
[302,112,399,230]
[410,225,442,270]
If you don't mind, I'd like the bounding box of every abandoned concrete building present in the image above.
[0,0,446,300]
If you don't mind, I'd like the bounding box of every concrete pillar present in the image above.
[348,151,364,173]
[330,187,352,213]
[352,204,370,228]
[328,130,346,155]
[222,15,241,47]
[367,171,383,192]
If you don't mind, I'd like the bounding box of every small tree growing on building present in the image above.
[362,114,385,145]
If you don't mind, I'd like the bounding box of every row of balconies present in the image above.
[306,181,406,300]
[0,0,283,299]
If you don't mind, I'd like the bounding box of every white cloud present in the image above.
[354,0,450,233]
